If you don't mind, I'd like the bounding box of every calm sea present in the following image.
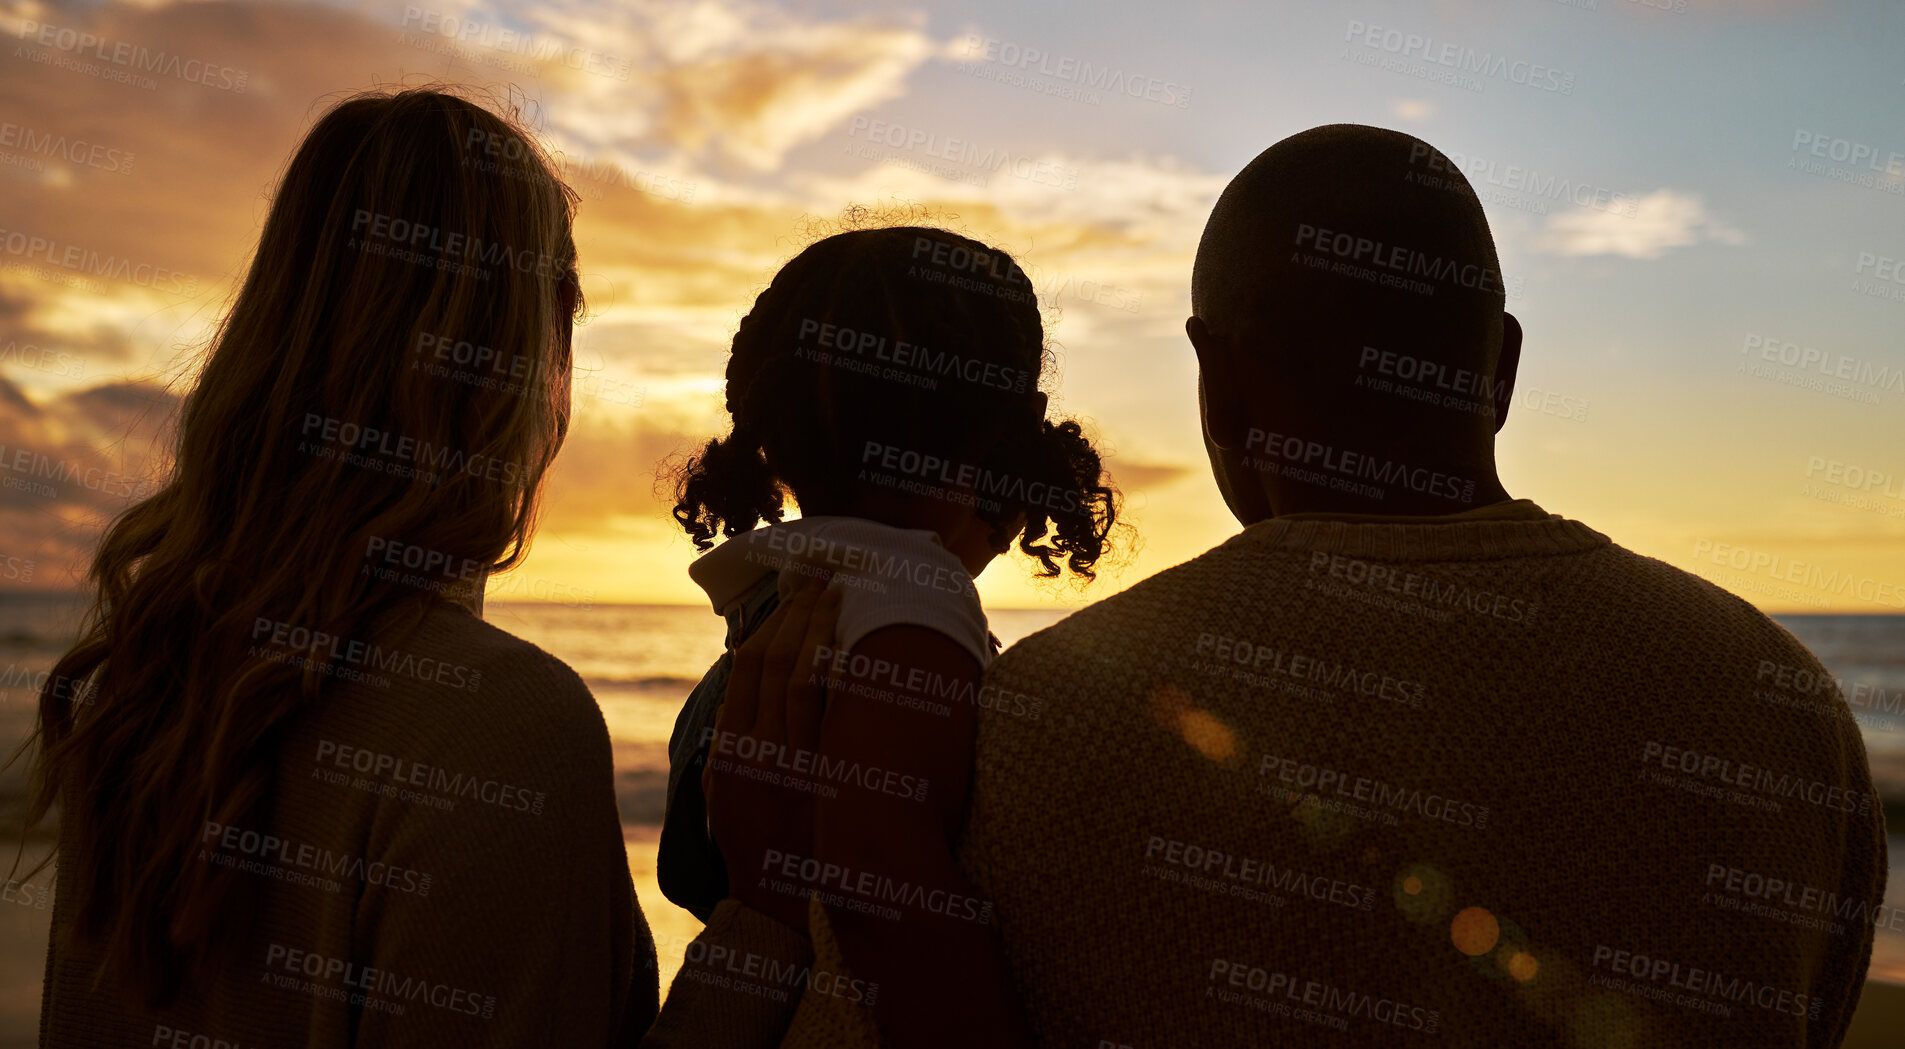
[0,592,1901,1031]
[6,595,1901,820]
[0,594,1075,820]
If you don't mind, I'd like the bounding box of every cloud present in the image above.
[1535,189,1748,259]
[0,373,36,417]
[0,379,177,585]
[1106,460,1192,492]
[0,0,1228,604]
[646,18,937,170]
[538,414,706,527]
[399,0,943,171]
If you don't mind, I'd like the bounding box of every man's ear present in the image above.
[1187,316,1249,450]
[1492,312,1523,436]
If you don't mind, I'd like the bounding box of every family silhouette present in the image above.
[14,89,1884,1049]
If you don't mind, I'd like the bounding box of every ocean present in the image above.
[1,594,1902,1040]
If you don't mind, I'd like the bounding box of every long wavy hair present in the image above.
[17,87,582,1006]
[672,225,1118,578]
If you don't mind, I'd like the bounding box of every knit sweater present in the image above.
[39,601,659,1048]
[735,500,1885,1047]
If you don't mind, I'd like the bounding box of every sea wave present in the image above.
[0,628,68,652]
[584,674,701,692]
[617,768,668,826]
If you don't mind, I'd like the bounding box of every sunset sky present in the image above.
[1,0,1901,611]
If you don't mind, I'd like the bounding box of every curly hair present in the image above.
[672,224,1117,578]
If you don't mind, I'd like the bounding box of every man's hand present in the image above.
[704,576,841,932]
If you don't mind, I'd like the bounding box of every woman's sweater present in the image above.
[40,601,658,1048]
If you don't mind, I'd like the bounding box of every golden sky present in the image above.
[2,0,1901,612]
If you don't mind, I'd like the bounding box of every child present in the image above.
[662,224,1117,1045]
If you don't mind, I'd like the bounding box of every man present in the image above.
[956,123,1884,1046]
[651,125,1886,1048]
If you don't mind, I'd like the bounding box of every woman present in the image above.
[661,226,1119,1046]
[20,89,656,1046]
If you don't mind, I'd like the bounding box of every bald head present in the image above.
[1187,125,1522,520]
[1192,124,1507,382]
